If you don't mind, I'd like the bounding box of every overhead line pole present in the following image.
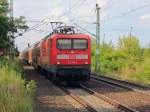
[9,0,14,60]
[95,3,101,72]
[129,26,133,38]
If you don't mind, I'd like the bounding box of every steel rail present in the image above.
[80,84,139,112]
[91,75,150,96]
[60,87,98,112]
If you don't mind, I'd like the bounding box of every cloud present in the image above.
[74,7,94,19]
[140,14,150,21]
[51,6,64,17]
[46,16,70,23]
[60,16,70,23]
[70,0,108,21]
[45,6,64,18]
[96,0,108,8]
[15,0,150,51]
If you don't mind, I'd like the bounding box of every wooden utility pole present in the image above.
[95,3,100,72]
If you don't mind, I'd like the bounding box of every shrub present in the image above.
[92,36,150,85]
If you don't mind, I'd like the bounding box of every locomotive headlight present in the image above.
[85,61,88,64]
[57,61,60,64]
[57,55,69,59]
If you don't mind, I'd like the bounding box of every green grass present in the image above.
[92,57,150,86]
[0,58,35,112]
[93,67,150,86]
[126,58,150,85]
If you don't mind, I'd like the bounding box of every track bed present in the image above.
[24,65,88,112]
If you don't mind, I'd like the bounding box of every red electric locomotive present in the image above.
[31,25,91,82]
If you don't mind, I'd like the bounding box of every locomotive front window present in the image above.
[73,39,87,50]
[57,39,72,50]
[57,39,88,50]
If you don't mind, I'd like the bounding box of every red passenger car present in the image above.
[31,25,91,82]
[21,50,28,62]
[21,47,33,65]
[28,47,33,65]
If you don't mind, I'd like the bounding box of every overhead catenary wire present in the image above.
[73,23,96,38]
[21,1,150,34]
[28,0,64,30]
[16,1,95,51]
[72,1,150,25]
[58,0,88,20]
[22,0,63,35]
[26,20,41,23]
[22,4,69,35]
[17,21,49,37]
[19,1,140,37]
[71,1,150,25]
[16,0,150,53]
[20,1,93,36]
[104,1,150,22]
[72,0,88,12]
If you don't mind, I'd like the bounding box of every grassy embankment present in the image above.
[0,58,35,112]
[91,36,150,85]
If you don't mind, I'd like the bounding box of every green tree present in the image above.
[143,44,150,57]
[0,0,28,55]
[100,42,114,73]
[0,16,10,50]
[118,36,141,58]
[0,0,8,16]
[0,0,10,53]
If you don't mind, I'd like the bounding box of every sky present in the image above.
[13,0,150,51]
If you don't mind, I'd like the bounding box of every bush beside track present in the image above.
[0,58,35,112]
[92,36,150,85]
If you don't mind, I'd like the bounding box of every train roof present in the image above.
[50,34,90,39]
[44,33,89,41]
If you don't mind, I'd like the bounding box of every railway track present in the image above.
[80,84,139,112]
[81,74,150,112]
[24,65,89,112]
[91,74,150,96]
[60,87,98,112]
[58,84,142,112]
[59,85,121,112]
[24,65,150,112]
[39,72,150,112]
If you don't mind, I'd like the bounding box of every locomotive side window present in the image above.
[73,39,87,50]
[57,39,72,50]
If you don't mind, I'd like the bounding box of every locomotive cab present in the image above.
[51,34,91,82]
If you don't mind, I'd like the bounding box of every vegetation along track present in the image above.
[82,75,150,112]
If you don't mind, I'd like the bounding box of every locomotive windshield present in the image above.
[57,39,72,49]
[73,39,87,49]
[57,39,88,50]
